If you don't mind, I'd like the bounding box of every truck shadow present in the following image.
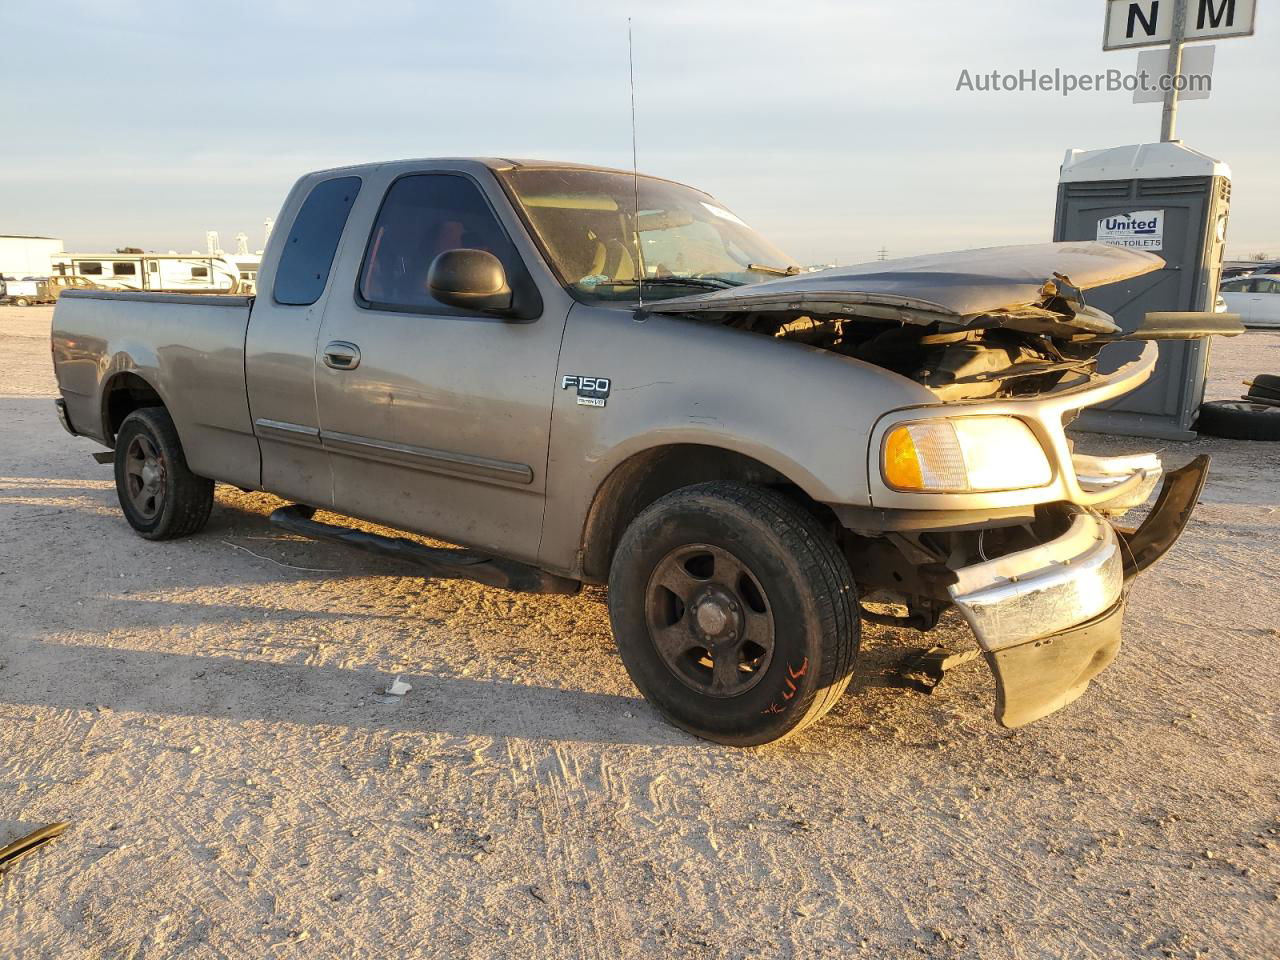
[0,633,969,750]
[0,637,695,748]
[1,443,968,749]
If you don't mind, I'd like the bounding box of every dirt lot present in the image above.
[1,304,1277,959]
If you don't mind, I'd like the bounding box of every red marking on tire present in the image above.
[762,657,811,714]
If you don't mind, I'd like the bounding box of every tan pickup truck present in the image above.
[51,158,1234,745]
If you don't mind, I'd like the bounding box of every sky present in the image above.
[2,0,1277,264]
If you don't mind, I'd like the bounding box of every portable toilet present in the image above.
[1053,142,1231,440]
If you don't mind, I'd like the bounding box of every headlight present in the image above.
[882,416,1052,493]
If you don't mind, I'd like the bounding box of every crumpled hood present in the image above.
[645,241,1165,325]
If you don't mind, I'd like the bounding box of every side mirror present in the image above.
[427,249,513,314]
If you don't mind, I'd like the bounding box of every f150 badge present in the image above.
[562,375,611,408]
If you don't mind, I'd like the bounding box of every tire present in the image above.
[607,481,859,746]
[1246,375,1280,404]
[14,297,30,307]
[1196,400,1280,441]
[114,407,214,539]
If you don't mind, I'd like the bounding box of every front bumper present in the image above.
[946,456,1209,727]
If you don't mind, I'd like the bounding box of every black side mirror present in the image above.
[427,249,513,314]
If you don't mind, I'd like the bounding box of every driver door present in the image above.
[313,168,566,563]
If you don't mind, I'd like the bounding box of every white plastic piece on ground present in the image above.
[385,676,412,697]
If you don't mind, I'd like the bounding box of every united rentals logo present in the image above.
[1096,209,1165,251]
[1103,214,1159,234]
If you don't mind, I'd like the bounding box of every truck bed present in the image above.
[52,289,260,490]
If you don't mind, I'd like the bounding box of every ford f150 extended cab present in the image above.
[51,158,1238,745]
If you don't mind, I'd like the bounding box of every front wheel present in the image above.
[607,482,859,746]
[114,407,214,539]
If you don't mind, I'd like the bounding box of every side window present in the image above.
[359,173,528,315]
[191,266,209,279]
[78,262,103,276]
[112,261,137,276]
[1220,279,1246,292]
[274,175,362,306]
[1256,279,1280,295]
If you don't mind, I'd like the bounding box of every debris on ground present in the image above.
[0,822,70,878]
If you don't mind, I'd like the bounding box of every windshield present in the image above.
[500,168,799,302]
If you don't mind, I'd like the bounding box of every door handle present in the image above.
[323,341,361,370]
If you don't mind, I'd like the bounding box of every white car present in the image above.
[1220,273,1280,329]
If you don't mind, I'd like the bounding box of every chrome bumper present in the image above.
[948,507,1123,654]
[1072,452,1161,516]
[944,456,1209,728]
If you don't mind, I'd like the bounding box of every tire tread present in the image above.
[1196,399,1280,441]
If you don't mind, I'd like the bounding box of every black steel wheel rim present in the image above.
[644,543,776,698]
[124,434,165,520]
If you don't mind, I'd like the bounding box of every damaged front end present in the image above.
[647,241,1237,727]
[846,342,1213,728]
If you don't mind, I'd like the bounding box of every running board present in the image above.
[268,505,581,595]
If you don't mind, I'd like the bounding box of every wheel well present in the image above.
[103,372,164,441]
[578,444,831,583]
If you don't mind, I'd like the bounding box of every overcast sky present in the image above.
[2,0,1276,263]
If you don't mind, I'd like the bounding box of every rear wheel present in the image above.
[607,482,859,746]
[114,407,214,539]
[14,297,30,307]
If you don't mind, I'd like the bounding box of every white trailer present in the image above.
[51,253,241,293]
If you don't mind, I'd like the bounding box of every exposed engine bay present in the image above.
[741,285,1107,402]
[644,241,1238,402]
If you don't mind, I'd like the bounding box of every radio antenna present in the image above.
[628,18,645,308]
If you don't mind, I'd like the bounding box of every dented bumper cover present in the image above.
[947,456,1209,728]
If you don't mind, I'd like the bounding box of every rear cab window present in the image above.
[274,176,363,306]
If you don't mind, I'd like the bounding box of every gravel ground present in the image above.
[1,305,1277,959]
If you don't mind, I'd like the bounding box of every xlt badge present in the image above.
[562,375,611,408]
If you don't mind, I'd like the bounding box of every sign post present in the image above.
[1103,0,1258,139]
[1161,0,1188,141]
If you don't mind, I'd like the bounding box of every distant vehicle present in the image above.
[1,277,51,306]
[1220,274,1280,329]
[0,275,103,306]
[1222,260,1280,280]
[47,275,102,299]
[51,253,241,293]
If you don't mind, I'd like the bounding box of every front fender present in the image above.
[536,305,934,574]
